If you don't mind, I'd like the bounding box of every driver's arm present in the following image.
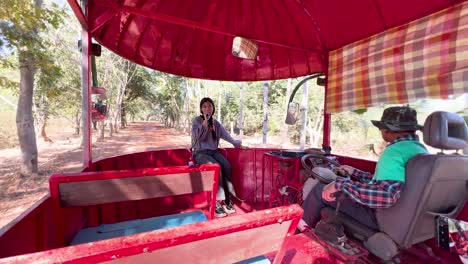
[350,168,373,182]
[216,120,242,147]
[337,165,373,182]
[334,178,403,208]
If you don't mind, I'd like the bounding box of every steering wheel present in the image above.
[301,154,342,184]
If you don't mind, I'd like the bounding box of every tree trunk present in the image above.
[262,82,269,145]
[217,84,222,124]
[97,120,105,142]
[120,101,126,128]
[39,119,52,142]
[114,116,119,133]
[197,79,202,104]
[16,53,38,177]
[114,83,125,133]
[183,79,190,133]
[238,83,244,138]
[74,109,81,135]
[310,110,323,147]
[203,80,208,97]
[35,95,52,142]
[280,79,292,146]
[109,118,114,137]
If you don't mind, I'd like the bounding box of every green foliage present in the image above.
[0,55,19,90]
[0,0,66,136]
[352,108,368,114]
[0,0,64,65]
[124,68,159,121]
[0,89,18,148]
[221,90,239,127]
[153,73,185,126]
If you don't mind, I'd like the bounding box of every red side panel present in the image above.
[0,205,303,264]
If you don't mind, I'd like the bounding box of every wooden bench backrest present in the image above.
[0,205,303,264]
[49,164,220,207]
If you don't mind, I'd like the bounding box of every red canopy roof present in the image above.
[83,0,462,81]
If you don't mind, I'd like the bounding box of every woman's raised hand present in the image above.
[202,114,209,127]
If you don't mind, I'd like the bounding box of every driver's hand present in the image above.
[312,167,337,181]
[322,182,339,202]
[335,165,355,177]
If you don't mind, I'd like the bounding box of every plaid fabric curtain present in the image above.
[232,37,258,60]
[327,2,468,113]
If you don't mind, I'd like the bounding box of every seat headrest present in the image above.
[423,111,468,150]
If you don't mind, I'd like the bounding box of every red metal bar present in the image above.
[322,56,331,149]
[50,164,220,184]
[209,165,220,220]
[93,1,324,54]
[262,154,266,209]
[82,22,92,168]
[0,195,53,258]
[0,205,303,264]
[90,7,119,34]
[49,176,66,247]
[273,217,301,264]
[66,0,88,29]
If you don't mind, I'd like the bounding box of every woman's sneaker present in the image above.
[223,200,236,214]
[215,202,227,218]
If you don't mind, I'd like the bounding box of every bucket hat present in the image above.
[371,106,423,131]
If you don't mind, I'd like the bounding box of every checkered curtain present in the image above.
[232,37,258,60]
[327,2,468,113]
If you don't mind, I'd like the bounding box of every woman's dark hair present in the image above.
[199,97,215,116]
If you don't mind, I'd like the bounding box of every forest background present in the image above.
[1,1,466,177]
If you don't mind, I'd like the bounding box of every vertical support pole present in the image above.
[217,84,222,124]
[322,57,331,151]
[209,165,220,220]
[81,6,92,168]
[261,154,266,209]
[299,82,308,150]
[91,55,98,87]
[273,216,301,264]
[238,83,244,138]
[262,82,269,145]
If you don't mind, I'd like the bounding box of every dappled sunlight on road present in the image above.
[0,121,191,229]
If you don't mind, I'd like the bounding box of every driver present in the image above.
[299,106,428,231]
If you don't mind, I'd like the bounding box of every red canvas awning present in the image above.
[77,0,463,81]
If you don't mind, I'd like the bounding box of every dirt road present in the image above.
[0,122,193,228]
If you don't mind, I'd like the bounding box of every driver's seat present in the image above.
[339,111,468,260]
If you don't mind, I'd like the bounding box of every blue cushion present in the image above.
[70,211,207,245]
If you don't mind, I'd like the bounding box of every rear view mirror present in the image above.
[232,37,258,60]
[285,102,299,125]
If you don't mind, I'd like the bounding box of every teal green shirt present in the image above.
[373,140,428,182]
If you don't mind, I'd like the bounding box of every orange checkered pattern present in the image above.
[232,37,258,60]
[327,2,468,113]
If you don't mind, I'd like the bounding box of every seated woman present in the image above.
[191,97,242,218]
